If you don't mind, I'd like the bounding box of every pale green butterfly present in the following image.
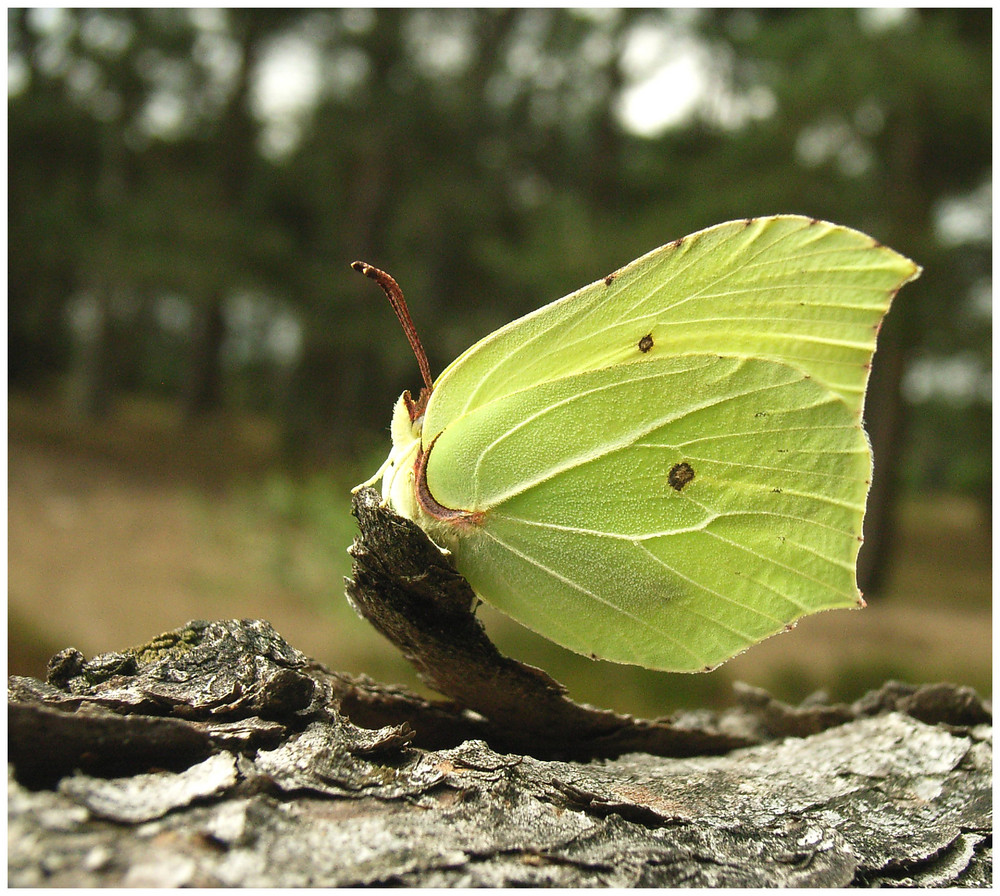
[354,216,920,672]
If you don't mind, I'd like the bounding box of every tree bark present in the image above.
[8,621,991,886]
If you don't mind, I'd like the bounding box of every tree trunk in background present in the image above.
[183,294,227,421]
[67,288,115,421]
[70,109,130,421]
[856,318,907,596]
[858,100,927,598]
[179,12,272,422]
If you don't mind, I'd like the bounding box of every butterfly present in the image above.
[354,216,920,671]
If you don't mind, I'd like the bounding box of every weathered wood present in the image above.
[7,619,992,887]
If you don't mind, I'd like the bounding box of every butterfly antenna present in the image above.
[352,261,434,394]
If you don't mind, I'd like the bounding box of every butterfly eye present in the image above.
[638,334,654,353]
[668,462,695,491]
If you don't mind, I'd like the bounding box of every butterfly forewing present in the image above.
[422,216,919,445]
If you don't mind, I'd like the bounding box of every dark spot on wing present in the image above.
[638,333,654,353]
[604,272,617,285]
[668,462,695,491]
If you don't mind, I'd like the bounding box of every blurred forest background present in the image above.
[9,9,991,715]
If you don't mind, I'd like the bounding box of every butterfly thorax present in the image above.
[383,390,485,543]
[382,393,422,522]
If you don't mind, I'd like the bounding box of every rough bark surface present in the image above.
[7,490,992,886]
[8,620,992,887]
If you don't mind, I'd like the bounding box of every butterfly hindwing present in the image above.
[423,354,869,671]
